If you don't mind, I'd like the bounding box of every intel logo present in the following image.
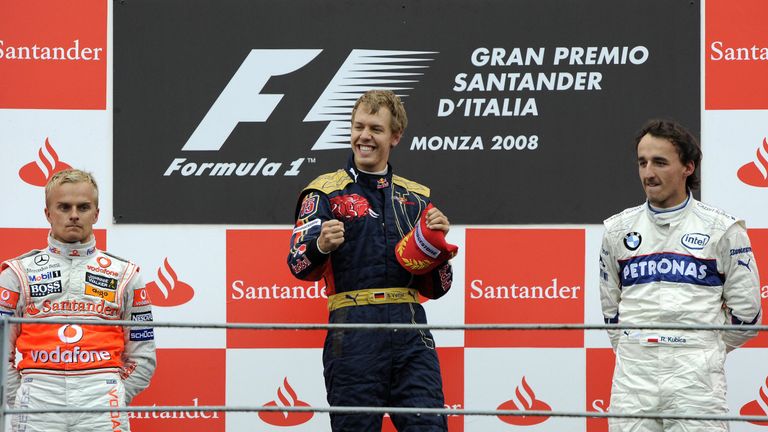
[681,233,710,250]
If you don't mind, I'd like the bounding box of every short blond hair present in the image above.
[45,169,99,206]
[351,90,408,134]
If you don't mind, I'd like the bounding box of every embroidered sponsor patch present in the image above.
[30,280,63,297]
[129,328,155,341]
[85,284,117,302]
[85,272,118,290]
[131,311,153,322]
[0,287,20,309]
[132,287,151,307]
[299,193,319,218]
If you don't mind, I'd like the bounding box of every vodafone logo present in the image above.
[145,258,194,307]
[97,256,112,268]
[738,137,768,187]
[740,375,768,426]
[18,138,73,187]
[496,376,551,426]
[58,324,84,343]
[259,377,313,427]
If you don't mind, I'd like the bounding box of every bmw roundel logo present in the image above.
[623,232,642,251]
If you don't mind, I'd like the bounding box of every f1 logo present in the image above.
[182,50,322,151]
[181,49,436,153]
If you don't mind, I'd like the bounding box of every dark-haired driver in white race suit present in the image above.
[0,169,155,432]
[599,120,761,432]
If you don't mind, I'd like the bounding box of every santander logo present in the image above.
[497,376,552,426]
[18,138,72,187]
[737,137,768,188]
[740,375,768,426]
[146,258,194,307]
[258,377,313,427]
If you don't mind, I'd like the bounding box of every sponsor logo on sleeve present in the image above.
[30,280,63,297]
[730,247,753,256]
[298,193,318,218]
[129,328,155,341]
[131,311,153,322]
[0,287,20,309]
[132,287,152,307]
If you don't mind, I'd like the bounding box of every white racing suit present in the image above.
[0,235,156,432]
[600,196,761,432]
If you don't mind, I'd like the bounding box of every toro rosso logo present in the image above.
[330,194,371,220]
[619,253,725,287]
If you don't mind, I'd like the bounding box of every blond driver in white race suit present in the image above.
[0,169,155,432]
[600,120,761,432]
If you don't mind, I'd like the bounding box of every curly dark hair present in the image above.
[634,119,701,190]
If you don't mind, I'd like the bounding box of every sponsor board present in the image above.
[701,111,768,227]
[465,348,585,432]
[106,226,225,349]
[226,348,327,432]
[0,0,106,109]
[130,349,225,432]
[114,0,697,223]
[586,349,615,432]
[706,0,768,109]
[465,229,585,348]
[0,110,111,227]
[226,230,327,348]
[146,257,195,307]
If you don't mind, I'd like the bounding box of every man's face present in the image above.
[350,105,401,172]
[637,133,694,208]
[45,182,100,243]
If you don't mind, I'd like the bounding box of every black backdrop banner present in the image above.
[114,0,700,224]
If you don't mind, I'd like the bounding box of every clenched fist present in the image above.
[317,219,345,253]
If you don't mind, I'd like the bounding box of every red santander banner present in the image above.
[226,230,328,348]
[706,0,768,109]
[130,349,225,431]
[465,229,585,348]
[0,0,106,109]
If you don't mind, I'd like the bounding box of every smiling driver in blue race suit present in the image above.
[287,90,454,432]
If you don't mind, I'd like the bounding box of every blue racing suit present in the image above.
[288,155,452,432]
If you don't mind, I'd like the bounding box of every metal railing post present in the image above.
[0,316,9,432]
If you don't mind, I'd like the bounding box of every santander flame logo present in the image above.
[259,377,313,426]
[18,138,73,187]
[740,375,768,426]
[497,376,551,426]
[737,137,768,187]
[145,258,194,307]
